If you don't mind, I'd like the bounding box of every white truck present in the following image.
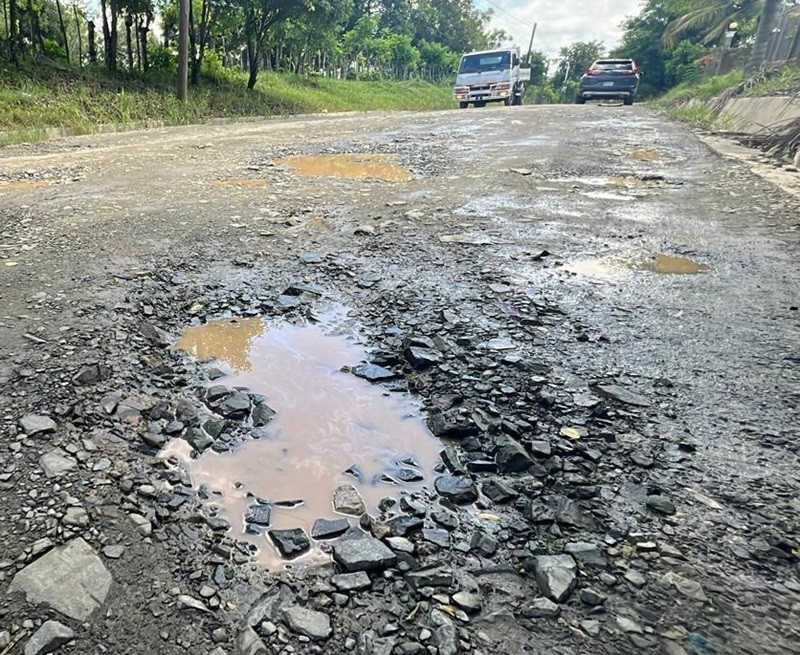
[453,47,531,109]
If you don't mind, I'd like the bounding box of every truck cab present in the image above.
[453,48,531,109]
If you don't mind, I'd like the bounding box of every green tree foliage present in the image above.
[551,40,605,85]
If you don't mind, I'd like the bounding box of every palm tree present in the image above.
[745,0,782,71]
[663,0,762,47]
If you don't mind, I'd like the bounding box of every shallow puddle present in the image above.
[565,253,710,279]
[276,154,413,181]
[639,253,710,274]
[166,310,439,567]
[630,149,661,161]
[0,180,54,191]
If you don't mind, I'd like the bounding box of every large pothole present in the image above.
[164,307,440,567]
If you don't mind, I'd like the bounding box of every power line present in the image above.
[474,0,536,30]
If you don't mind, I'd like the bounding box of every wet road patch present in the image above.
[0,180,55,191]
[564,252,711,279]
[167,309,439,567]
[639,253,710,274]
[276,154,413,182]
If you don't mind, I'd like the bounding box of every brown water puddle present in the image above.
[0,180,54,191]
[276,154,413,181]
[630,149,661,161]
[166,310,439,568]
[640,253,710,274]
[566,253,710,279]
[213,178,267,188]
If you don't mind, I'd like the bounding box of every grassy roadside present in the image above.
[0,64,455,146]
[654,64,800,128]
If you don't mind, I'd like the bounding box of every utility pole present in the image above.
[177,0,189,100]
[526,22,537,64]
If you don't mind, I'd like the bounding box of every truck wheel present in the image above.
[503,97,512,106]
[513,92,523,106]
[624,95,635,106]
[575,95,586,105]
[459,102,469,109]
[475,101,486,108]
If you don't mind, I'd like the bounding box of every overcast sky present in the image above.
[479,0,645,59]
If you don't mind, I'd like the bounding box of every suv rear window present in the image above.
[591,60,634,71]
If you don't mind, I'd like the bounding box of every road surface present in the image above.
[0,106,798,655]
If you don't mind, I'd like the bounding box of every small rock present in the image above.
[524,597,561,618]
[281,606,332,641]
[332,538,397,572]
[63,507,89,528]
[404,346,442,369]
[332,571,371,591]
[24,620,74,655]
[452,592,482,614]
[39,449,77,478]
[268,529,310,558]
[495,441,533,473]
[237,626,268,655]
[102,545,125,559]
[312,518,350,540]
[532,554,577,603]
[434,475,478,505]
[646,495,676,515]
[19,414,57,436]
[481,479,519,504]
[333,485,366,515]
[581,620,600,637]
[352,364,396,381]
[594,384,650,407]
[615,616,643,634]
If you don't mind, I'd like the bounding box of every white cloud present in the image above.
[477,0,645,59]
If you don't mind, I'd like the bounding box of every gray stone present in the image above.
[333,485,365,515]
[434,475,478,504]
[237,626,268,655]
[533,554,577,603]
[332,538,397,572]
[524,597,561,618]
[495,441,533,473]
[481,479,519,504]
[0,631,10,649]
[431,610,458,655]
[281,606,332,641]
[216,392,251,419]
[24,620,74,655]
[332,571,371,591]
[452,592,482,614]
[9,537,112,621]
[312,518,350,540]
[404,347,442,370]
[352,364,396,381]
[102,545,125,559]
[615,616,643,634]
[63,507,89,528]
[20,415,57,436]
[406,566,454,589]
[624,569,647,587]
[594,384,650,407]
[244,503,272,527]
[564,541,606,566]
[470,531,498,557]
[268,529,310,558]
[579,588,607,606]
[581,620,600,637]
[251,402,276,427]
[646,495,676,515]
[39,449,77,478]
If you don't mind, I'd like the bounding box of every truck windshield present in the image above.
[459,52,510,74]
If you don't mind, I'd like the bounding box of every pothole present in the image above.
[630,149,662,161]
[639,253,710,274]
[0,180,55,191]
[564,253,710,279]
[164,308,439,568]
[275,154,413,181]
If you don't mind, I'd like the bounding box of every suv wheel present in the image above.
[624,95,635,106]
[575,95,586,105]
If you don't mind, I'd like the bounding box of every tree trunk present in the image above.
[246,28,259,89]
[135,17,141,70]
[9,0,19,61]
[110,1,118,71]
[2,0,13,62]
[189,0,198,84]
[100,0,111,67]
[55,0,70,62]
[27,0,44,53]
[74,3,83,66]
[139,26,148,71]
[746,0,782,72]
[125,14,133,69]
[87,19,97,63]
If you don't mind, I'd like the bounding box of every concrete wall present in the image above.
[719,95,800,134]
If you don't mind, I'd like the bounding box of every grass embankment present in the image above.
[0,63,454,146]
[655,63,800,128]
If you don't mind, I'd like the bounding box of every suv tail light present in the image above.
[585,69,601,76]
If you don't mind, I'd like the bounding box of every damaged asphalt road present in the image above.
[0,105,798,655]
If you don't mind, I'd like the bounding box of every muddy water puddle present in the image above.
[0,180,55,191]
[166,310,439,568]
[276,154,413,181]
[565,253,710,279]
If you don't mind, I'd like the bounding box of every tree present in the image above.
[551,40,604,85]
[746,0,782,71]
[663,0,760,47]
